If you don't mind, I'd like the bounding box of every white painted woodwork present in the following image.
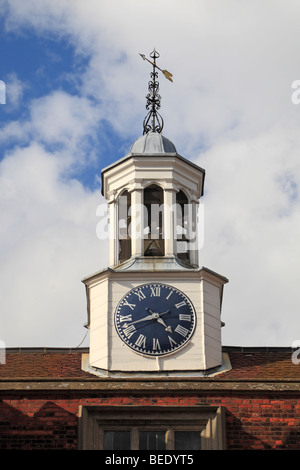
[83,268,227,373]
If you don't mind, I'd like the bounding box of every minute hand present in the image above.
[122,314,154,328]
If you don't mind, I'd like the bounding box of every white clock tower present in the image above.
[82,50,228,376]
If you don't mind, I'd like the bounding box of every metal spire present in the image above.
[139,49,173,135]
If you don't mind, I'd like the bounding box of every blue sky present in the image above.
[1,0,300,350]
[0,17,127,187]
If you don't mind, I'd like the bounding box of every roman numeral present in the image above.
[166,290,173,300]
[175,324,189,337]
[135,334,146,348]
[123,324,136,338]
[175,300,187,309]
[119,314,132,323]
[179,314,192,322]
[133,289,146,301]
[152,338,161,350]
[150,286,161,297]
[168,336,177,347]
[123,299,136,310]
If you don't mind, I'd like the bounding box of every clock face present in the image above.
[114,283,196,357]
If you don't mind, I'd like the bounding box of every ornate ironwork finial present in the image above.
[139,49,173,134]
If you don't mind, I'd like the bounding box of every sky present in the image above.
[0,0,300,349]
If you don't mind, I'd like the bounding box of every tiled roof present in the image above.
[0,348,92,379]
[0,347,299,382]
[221,347,300,380]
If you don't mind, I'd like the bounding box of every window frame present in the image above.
[78,405,225,450]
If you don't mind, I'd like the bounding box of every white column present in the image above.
[163,188,176,257]
[130,188,144,257]
[108,200,118,267]
[189,199,199,267]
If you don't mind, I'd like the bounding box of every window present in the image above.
[103,431,131,450]
[143,184,164,256]
[79,406,225,450]
[139,431,166,450]
[174,431,201,450]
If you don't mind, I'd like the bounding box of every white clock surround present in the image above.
[83,267,227,374]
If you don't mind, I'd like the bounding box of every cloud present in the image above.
[1,0,300,348]
[0,142,108,347]
[0,89,102,168]
[4,0,299,143]
[198,124,300,346]
[29,91,102,157]
[4,72,27,109]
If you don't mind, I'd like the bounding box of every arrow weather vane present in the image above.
[140,49,173,134]
[139,52,173,82]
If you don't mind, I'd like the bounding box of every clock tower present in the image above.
[82,50,228,376]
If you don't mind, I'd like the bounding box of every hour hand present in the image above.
[146,308,172,332]
[156,317,172,333]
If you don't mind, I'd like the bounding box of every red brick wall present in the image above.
[0,392,299,450]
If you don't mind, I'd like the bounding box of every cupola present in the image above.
[101,50,205,271]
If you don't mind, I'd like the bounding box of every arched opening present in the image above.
[118,190,131,264]
[176,190,190,264]
[143,184,164,256]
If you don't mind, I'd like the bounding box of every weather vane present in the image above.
[139,49,173,134]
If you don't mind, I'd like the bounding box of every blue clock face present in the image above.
[114,283,196,356]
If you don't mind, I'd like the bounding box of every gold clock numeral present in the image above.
[166,290,173,300]
[133,289,146,301]
[168,336,177,347]
[179,314,191,322]
[150,286,161,297]
[123,299,136,310]
[119,314,132,323]
[135,334,147,348]
[123,324,136,338]
[175,324,189,337]
[152,338,161,350]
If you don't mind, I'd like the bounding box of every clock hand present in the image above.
[156,317,173,333]
[122,309,171,328]
[146,308,155,315]
[158,310,171,316]
[146,309,171,316]
[122,313,154,328]
[146,308,172,332]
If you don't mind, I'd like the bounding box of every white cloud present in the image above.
[29,91,102,157]
[0,89,102,169]
[199,125,300,346]
[1,0,300,347]
[0,142,108,347]
[4,72,26,109]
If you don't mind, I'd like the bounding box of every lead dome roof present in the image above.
[129,131,177,154]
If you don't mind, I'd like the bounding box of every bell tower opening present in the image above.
[176,190,190,265]
[118,190,131,264]
[143,184,164,257]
